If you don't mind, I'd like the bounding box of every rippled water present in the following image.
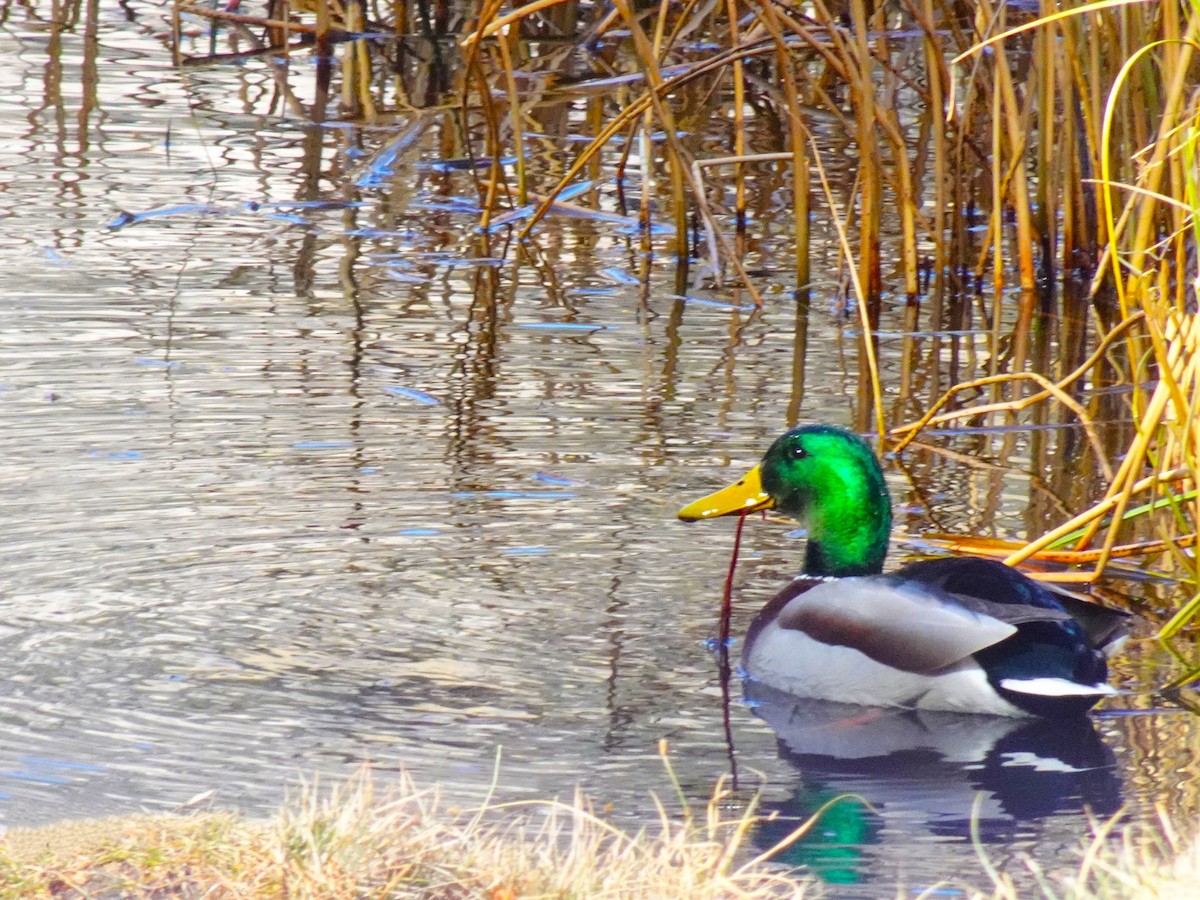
[1,4,1198,895]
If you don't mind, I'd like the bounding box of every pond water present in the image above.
[1,3,1198,895]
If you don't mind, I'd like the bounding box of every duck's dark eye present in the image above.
[790,443,808,460]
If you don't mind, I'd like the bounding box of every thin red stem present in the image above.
[720,511,748,647]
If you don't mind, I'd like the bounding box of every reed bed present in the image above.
[170,0,1200,645]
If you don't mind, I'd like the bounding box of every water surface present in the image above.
[0,5,1197,895]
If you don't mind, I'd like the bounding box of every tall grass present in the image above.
[1,770,1197,898]
[0,768,827,898]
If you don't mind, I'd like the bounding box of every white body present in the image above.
[745,620,1029,716]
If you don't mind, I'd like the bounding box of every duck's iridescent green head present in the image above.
[678,425,892,578]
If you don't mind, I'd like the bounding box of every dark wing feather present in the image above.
[896,556,1131,653]
[1043,587,1132,655]
[923,591,1074,626]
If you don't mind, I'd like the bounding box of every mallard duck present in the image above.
[678,425,1129,718]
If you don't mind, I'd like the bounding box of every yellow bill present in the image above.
[677,464,774,521]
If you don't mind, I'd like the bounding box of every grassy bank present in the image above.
[0,771,817,899]
[0,772,1195,899]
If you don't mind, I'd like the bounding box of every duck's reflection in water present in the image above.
[745,682,1123,888]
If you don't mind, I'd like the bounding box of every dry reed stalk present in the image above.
[748,0,813,419]
[171,1,183,65]
[461,0,579,45]
[834,0,885,433]
[915,0,950,400]
[931,532,1198,566]
[891,307,1195,582]
[1033,2,1057,285]
[996,467,1193,583]
[174,2,322,37]
[723,0,747,234]
[808,135,887,443]
[612,0,690,261]
[846,0,882,318]
[889,312,1144,447]
[495,29,527,205]
[340,1,376,119]
[692,152,790,277]
[314,0,331,63]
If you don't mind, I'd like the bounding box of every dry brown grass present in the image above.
[0,770,824,899]
[976,807,1200,900]
[1,770,1198,899]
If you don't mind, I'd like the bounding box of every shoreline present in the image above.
[1,772,1194,899]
